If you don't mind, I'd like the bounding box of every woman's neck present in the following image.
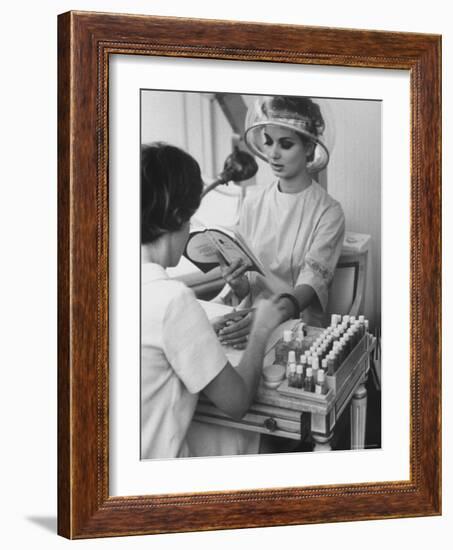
[278,172,312,194]
[141,237,171,268]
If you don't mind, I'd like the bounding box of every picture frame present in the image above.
[57,10,441,539]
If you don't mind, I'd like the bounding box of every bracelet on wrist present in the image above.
[277,293,300,318]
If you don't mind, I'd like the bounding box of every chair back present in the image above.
[327,250,368,318]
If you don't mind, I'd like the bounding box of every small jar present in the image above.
[262,364,285,389]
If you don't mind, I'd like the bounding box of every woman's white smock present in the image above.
[239,180,345,326]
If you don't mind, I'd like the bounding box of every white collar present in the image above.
[141,262,169,284]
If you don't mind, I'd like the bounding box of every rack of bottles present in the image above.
[268,314,370,402]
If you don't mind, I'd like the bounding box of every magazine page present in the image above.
[207,229,264,274]
[183,230,220,272]
[184,226,264,274]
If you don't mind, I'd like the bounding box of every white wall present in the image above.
[328,99,382,326]
[141,90,221,180]
[1,1,450,550]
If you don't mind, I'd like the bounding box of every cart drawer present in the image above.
[194,400,308,440]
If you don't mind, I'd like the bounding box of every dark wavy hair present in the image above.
[141,143,203,244]
[262,96,325,162]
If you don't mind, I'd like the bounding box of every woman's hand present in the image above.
[217,254,250,301]
[217,297,286,349]
[218,311,253,349]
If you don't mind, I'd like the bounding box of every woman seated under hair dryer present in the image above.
[140,142,286,459]
[217,95,345,349]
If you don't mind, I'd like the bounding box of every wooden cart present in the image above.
[194,325,376,451]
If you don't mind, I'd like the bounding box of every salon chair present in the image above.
[327,231,370,318]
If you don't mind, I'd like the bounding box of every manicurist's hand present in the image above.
[211,316,228,335]
[218,311,253,349]
[218,297,286,349]
[217,253,250,300]
[252,296,286,337]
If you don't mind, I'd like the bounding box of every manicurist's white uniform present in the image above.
[141,263,227,459]
[239,179,345,326]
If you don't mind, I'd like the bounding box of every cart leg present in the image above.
[351,381,368,449]
[312,432,333,452]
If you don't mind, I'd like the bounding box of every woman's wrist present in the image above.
[232,276,250,300]
[277,293,300,319]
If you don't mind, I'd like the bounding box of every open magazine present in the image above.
[184,225,266,275]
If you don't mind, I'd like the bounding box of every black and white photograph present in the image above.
[140,90,382,460]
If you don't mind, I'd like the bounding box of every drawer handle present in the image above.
[264,417,278,432]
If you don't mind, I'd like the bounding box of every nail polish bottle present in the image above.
[315,369,328,395]
[295,363,304,389]
[286,350,297,379]
[311,355,320,385]
[304,367,314,392]
[288,362,297,387]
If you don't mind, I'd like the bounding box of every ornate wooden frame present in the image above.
[57,11,441,539]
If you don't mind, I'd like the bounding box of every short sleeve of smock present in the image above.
[296,203,345,311]
[162,285,227,394]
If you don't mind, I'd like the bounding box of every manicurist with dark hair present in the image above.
[140,143,285,459]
